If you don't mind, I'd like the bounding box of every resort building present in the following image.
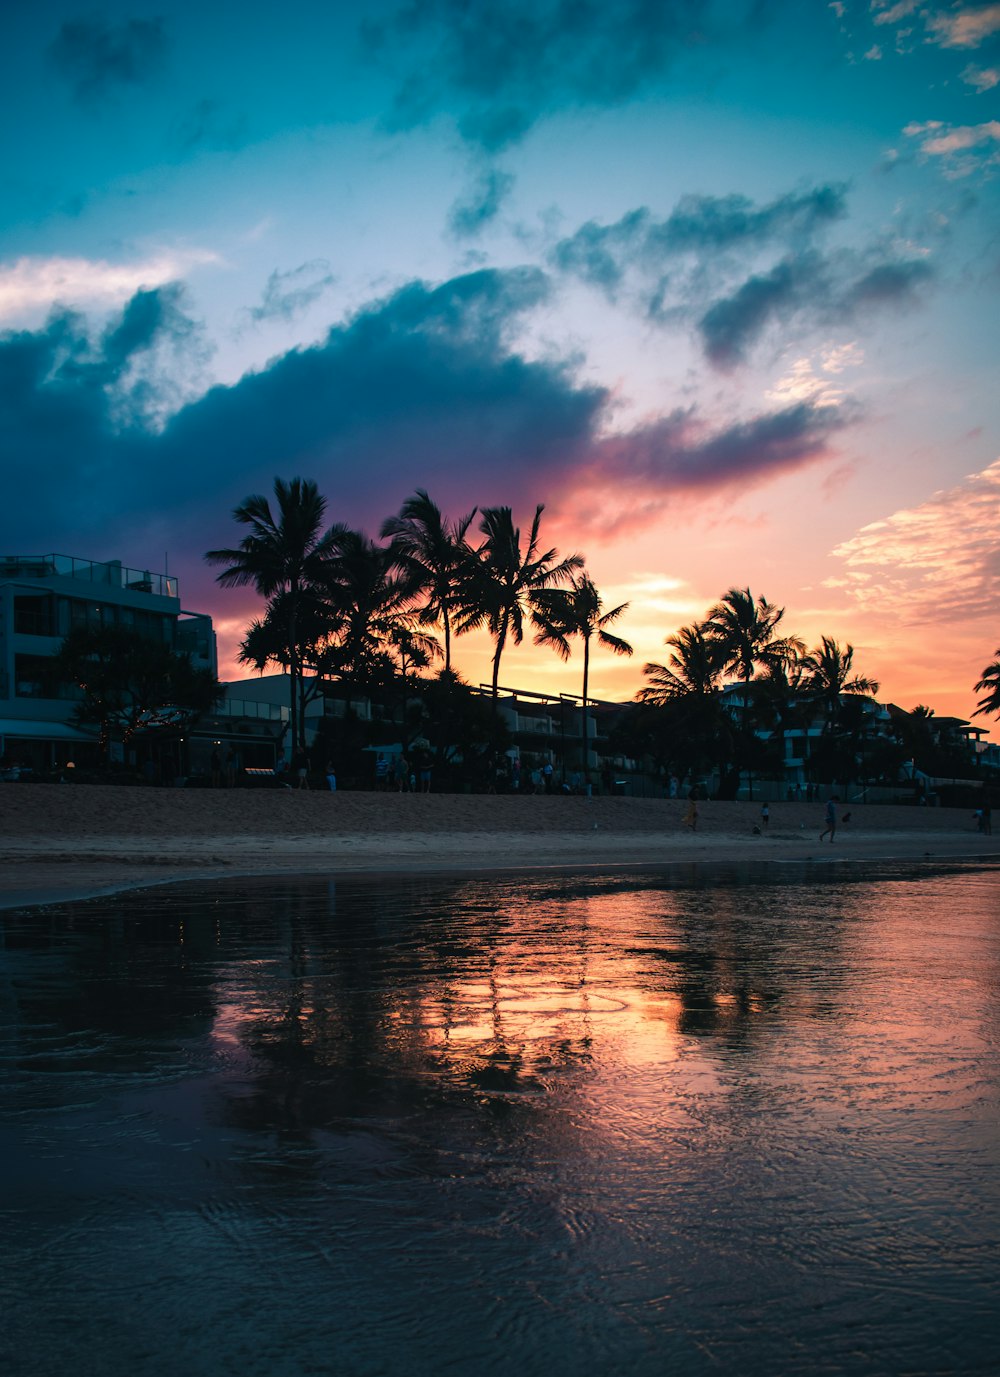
[0,553,216,772]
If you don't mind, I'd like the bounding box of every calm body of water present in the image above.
[2,863,999,1377]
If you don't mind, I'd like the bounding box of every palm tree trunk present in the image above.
[443,612,452,676]
[288,584,299,753]
[581,634,591,796]
[491,616,508,699]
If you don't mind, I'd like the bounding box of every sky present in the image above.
[2,0,999,720]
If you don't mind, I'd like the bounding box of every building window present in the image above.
[14,595,56,636]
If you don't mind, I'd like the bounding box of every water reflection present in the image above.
[2,864,999,1376]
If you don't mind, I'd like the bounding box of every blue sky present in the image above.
[2,0,999,714]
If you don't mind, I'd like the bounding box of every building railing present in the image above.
[0,554,178,600]
[216,699,289,722]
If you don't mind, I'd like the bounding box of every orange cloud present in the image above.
[829,459,1000,623]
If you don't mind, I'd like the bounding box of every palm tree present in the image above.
[973,651,1000,718]
[320,527,434,690]
[802,637,879,730]
[467,505,583,699]
[706,587,803,798]
[638,622,730,790]
[236,587,337,732]
[802,636,879,737]
[380,490,477,676]
[530,573,633,790]
[639,622,724,706]
[206,477,339,750]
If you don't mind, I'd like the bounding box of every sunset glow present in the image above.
[3,3,997,720]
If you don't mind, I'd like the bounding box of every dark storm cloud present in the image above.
[364,0,714,150]
[247,262,336,325]
[698,251,933,367]
[2,266,851,597]
[48,16,168,105]
[448,169,516,238]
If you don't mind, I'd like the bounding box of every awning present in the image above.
[0,719,98,742]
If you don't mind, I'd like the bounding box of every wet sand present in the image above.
[1,783,995,909]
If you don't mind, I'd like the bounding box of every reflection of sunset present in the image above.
[6,866,1000,1376]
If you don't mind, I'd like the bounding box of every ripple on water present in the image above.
[2,864,999,1376]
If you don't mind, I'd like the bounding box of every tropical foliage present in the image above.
[974,650,1000,719]
[56,625,222,752]
[202,474,991,795]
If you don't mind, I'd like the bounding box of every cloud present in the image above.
[0,250,221,326]
[48,16,168,105]
[961,63,1000,90]
[1,265,851,607]
[829,459,1000,622]
[246,262,336,324]
[550,185,929,366]
[555,398,856,538]
[766,343,864,408]
[926,4,1000,48]
[448,168,516,237]
[364,0,728,150]
[871,1,922,24]
[697,251,931,368]
[904,118,1000,175]
[551,185,849,293]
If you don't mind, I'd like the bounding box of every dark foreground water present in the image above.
[2,863,999,1377]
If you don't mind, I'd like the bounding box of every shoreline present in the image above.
[1,784,996,909]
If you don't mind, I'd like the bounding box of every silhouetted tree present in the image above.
[206,477,340,750]
[530,572,632,789]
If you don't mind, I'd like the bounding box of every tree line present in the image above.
[50,472,999,792]
[203,476,1000,795]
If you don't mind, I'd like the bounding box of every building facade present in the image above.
[0,553,216,771]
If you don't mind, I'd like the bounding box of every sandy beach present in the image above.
[0,782,995,908]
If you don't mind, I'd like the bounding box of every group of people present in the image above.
[374,750,433,793]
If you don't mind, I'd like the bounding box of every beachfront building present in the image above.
[0,553,216,773]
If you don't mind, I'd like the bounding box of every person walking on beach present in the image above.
[293,750,309,789]
[325,762,337,792]
[819,795,839,843]
[760,801,770,830]
[683,792,698,831]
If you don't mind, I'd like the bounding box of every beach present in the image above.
[0,783,995,909]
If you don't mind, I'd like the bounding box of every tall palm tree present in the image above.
[530,572,633,789]
[706,587,803,798]
[380,490,477,676]
[639,622,724,705]
[320,527,434,690]
[638,622,729,789]
[802,636,879,736]
[468,505,583,699]
[973,651,1000,718]
[206,477,339,750]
